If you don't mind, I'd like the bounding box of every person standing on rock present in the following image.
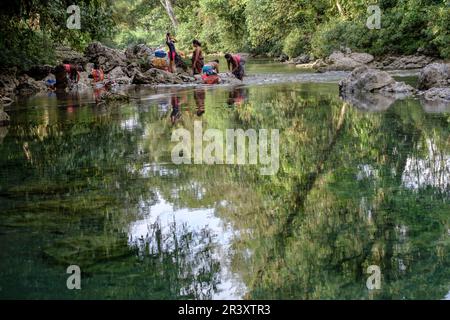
[166,33,177,73]
[191,39,204,75]
[225,53,245,81]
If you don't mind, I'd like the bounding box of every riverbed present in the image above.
[0,60,449,299]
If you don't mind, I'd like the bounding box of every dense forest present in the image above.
[1,0,449,71]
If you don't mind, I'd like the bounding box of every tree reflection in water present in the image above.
[0,82,449,299]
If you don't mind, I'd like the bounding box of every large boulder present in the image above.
[55,46,86,65]
[108,66,132,85]
[422,87,450,101]
[417,63,450,90]
[132,68,184,85]
[84,42,127,73]
[26,65,54,80]
[15,74,47,96]
[339,66,414,95]
[316,51,374,72]
[125,44,155,61]
[0,67,19,98]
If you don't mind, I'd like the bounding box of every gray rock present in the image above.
[417,63,450,90]
[349,53,374,64]
[340,66,393,93]
[420,88,450,112]
[55,46,87,65]
[317,51,375,72]
[275,53,289,62]
[108,67,132,84]
[372,55,436,70]
[125,44,155,61]
[132,68,184,85]
[0,67,19,98]
[289,54,313,65]
[15,74,47,95]
[0,106,10,125]
[85,42,127,73]
[339,66,414,97]
[422,87,450,101]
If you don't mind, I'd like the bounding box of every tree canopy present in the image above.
[1,0,449,70]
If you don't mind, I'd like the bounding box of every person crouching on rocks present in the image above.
[225,53,245,81]
[54,62,82,90]
[91,63,104,85]
[201,60,220,84]
[63,61,82,87]
[89,63,107,103]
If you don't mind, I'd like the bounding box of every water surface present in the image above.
[0,62,449,299]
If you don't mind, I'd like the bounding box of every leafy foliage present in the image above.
[1,0,449,70]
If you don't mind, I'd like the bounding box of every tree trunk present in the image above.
[336,0,344,17]
[160,0,178,30]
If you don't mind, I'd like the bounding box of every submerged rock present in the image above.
[43,235,134,267]
[417,63,450,90]
[420,88,450,113]
[422,87,450,101]
[341,92,397,112]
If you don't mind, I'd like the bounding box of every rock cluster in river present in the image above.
[339,63,450,111]
[293,48,440,73]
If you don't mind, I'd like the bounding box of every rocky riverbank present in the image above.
[0,42,199,103]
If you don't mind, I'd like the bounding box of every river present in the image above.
[0,60,449,299]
